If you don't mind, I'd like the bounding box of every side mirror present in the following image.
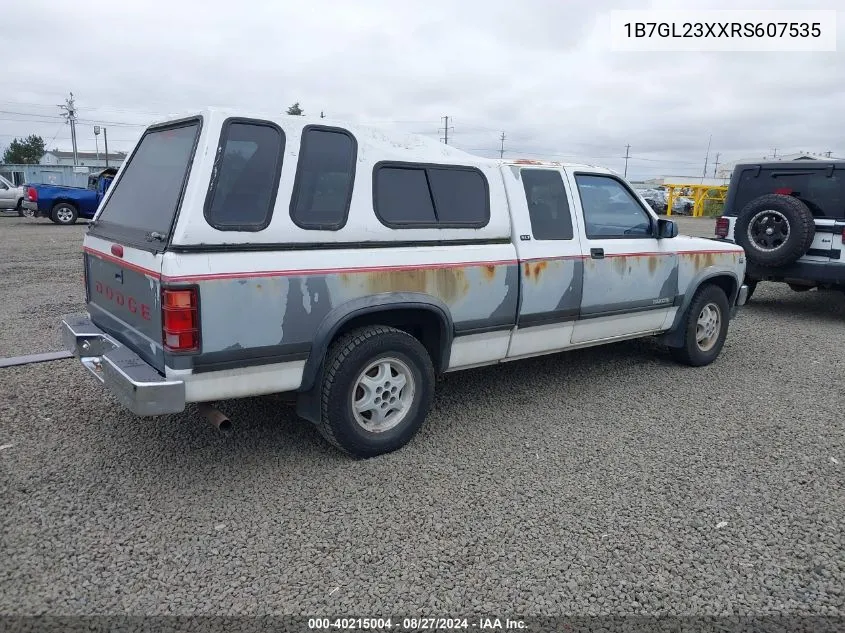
[657,218,678,239]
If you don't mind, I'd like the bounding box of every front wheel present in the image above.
[670,284,731,367]
[317,325,435,458]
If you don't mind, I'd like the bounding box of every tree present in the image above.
[2,135,46,164]
[286,102,304,116]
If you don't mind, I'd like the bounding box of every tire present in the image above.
[733,194,814,267]
[16,198,23,216]
[51,202,78,225]
[745,278,758,302]
[670,284,731,367]
[317,325,435,458]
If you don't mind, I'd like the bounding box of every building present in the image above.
[0,163,115,188]
[40,150,127,168]
[642,176,728,187]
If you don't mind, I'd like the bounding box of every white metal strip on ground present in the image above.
[0,351,74,369]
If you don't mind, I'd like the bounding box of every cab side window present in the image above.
[575,174,653,239]
[521,169,573,240]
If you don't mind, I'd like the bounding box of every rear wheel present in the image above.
[670,284,731,367]
[51,202,78,225]
[317,325,435,458]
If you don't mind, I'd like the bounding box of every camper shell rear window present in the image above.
[93,118,201,244]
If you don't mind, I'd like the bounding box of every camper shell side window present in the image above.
[289,125,358,231]
[372,161,490,229]
[203,117,286,232]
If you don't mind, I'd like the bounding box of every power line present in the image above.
[439,116,454,145]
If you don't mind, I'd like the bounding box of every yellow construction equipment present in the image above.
[664,184,728,218]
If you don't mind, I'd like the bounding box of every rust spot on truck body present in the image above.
[681,252,718,270]
[483,265,496,280]
[523,261,548,281]
[647,256,658,275]
[341,267,471,303]
[612,256,627,275]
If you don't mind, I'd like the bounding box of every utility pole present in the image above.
[499,132,506,159]
[702,134,712,182]
[712,152,720,178]
[825,150,833,158]
[93,125,101,163]
[771,148,778,159]
[623,144,631,178]
[58,92,79,166]
[103,127,109,168]
[320,111,325,119]
[440,116,454,145]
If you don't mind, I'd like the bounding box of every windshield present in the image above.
[95,121,200,235]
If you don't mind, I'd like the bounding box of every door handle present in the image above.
[590,248,605,259]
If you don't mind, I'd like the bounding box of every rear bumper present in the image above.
[61,314,185,416]
[746,260,845,285]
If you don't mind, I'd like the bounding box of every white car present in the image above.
[62,109,749,458]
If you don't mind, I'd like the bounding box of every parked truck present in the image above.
[22,168,116,225]
[61,109,749,458]
[0,174,25,215]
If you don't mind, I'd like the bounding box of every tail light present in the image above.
[26,187,37,202]
[161,287,200,352]
[774,187,793,195]
[715,217,729,238]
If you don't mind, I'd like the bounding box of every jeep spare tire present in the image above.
[734,194,815,267]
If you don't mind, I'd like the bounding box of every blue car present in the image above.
[23,168,116,225]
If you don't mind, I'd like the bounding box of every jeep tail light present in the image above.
[26,187,37,202]
[774,187,793,195]
[715,217,729,238]
[162,288,199,352]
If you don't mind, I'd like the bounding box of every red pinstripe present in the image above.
[82,246,742,283]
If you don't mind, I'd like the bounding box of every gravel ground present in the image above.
[1,214,843,619]
[0,215,88,358]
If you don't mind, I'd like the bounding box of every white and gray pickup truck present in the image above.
[62,109,749,458]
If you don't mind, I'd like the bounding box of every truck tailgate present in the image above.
[84,246,165,373]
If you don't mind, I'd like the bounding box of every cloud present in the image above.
[2,0,843,180]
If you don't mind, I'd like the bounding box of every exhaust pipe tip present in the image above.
[198,403,233,435]
[216,418,233,435]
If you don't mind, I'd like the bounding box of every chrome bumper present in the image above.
[61,314,185,416]
[736,284,749,307]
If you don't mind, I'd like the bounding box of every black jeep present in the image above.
[715,160,845,299]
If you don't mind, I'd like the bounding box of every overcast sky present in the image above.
[2,0,842,180]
